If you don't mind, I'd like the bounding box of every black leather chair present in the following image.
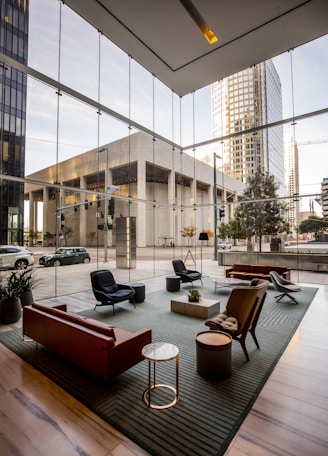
[90,270,135,314]
[172,260,202,288]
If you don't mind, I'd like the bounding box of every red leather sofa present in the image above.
[225,264,291,281]
[22,303,152,381]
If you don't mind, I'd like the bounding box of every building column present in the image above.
[80,176,87,246]
[137,160,147,247]
[42,186,49,239]
[28,191,35,246]
[168,170,175,246]
[106,168,113,248]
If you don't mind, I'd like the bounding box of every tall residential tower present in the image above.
[285,135,300,234]
[322,177,328,219]
[212,61,285,194]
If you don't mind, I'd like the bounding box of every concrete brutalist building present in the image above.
[25,131,245,248]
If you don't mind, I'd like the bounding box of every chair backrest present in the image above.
[226,279,269,335]
[172,260,187,274]
[90,270,118,294]
[269,270,284,290]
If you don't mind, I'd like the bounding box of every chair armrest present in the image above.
[117,284,134,292]
[225,268,233,278]
[92,289,111,302]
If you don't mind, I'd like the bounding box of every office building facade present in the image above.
[25,131,245,248]
[212,61,285,194]
[0,0,28,245]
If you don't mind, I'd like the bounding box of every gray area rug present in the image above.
[0,280,318,456]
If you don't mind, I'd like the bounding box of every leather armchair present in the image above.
[205,279,269,361]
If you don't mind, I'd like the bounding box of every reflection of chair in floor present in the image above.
[269,270,301,304]
[205,279,269,361]
[172,260,202,288]
[90,269,135,314]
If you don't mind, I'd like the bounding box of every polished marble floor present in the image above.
[0,256,327,455]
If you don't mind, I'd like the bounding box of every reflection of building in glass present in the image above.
[0,0,29,244]
[212,61,285,194]
[25,132,244,248]
[322,177,328,218]
[285,135,300,234]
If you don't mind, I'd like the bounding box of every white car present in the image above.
[218,241,232,250]
[0,245,35,270]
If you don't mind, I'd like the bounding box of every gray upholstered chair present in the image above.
[90,269,135,314]
[269,270,301,304]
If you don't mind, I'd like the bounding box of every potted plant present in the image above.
[188,289,201,302]
[0,272,23,324]
[16,267,40,307]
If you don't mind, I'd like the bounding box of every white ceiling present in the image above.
[65,0,328,96]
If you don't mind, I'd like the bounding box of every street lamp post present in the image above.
[213,153,222,261]
[213,153,218,261]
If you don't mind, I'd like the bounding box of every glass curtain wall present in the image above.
[1,0,327,299]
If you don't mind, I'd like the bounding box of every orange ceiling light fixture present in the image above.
[179,0,218,44]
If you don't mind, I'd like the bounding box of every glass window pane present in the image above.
[28,0,60,80]
[60,4,99,100]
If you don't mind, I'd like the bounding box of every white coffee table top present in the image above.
[211,276,246,287]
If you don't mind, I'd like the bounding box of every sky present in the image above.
[25,0,327,216]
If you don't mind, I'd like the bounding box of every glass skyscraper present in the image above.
[212,61,285,194]
[0,0,28,244]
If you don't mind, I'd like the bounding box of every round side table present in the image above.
[195,331,232,380]
[128,283,145,303]
[166,275,181,292]
[142,342,179,409]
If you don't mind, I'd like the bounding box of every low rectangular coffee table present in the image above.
[170,295,220,319]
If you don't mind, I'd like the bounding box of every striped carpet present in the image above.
[0,281,317,456]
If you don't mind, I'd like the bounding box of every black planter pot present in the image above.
[0,298,22,324]
[20,290,34,307]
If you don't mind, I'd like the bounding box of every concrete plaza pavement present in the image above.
[24,245,328,302]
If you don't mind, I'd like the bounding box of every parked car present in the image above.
[0,245,35,270]
[218,241,232,250]
[39,247,91,267]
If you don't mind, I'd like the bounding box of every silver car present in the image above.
[218,241,232,250]
[0,245,35,270]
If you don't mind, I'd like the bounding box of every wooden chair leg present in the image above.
[239,340,250,362]
[236,336,250,362]
[249,328,260,349]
